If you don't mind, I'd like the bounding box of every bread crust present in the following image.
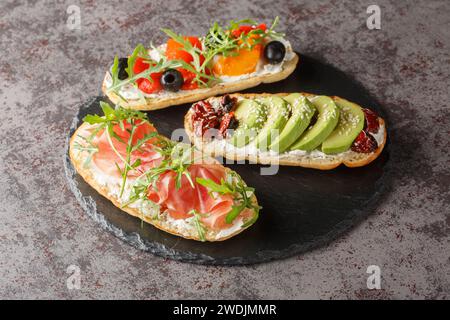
[184,93,387,170]
[69,123,258,242]
[102,54,299,111]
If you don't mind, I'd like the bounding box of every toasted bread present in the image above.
[69,123,259,241]
[184,93,387,170]
[102,54,299,111]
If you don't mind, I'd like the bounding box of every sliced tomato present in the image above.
[178,68,195,82]
[165,36,207,91]
[181,81,198,90]
[133,57,150,74]
[176,68,196,90]
[137,73,162,94]
[166,36,203,63]
[132,57,163,94]
[231,23,267,38]
[256,23,267,32]
[178,67,212,90]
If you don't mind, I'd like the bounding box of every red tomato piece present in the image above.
[181,81,199,90]
[351,131,378,153]
[219,112,235,137]
[132,57,163,94]
[362,108,380,134]
[231,23,267,38]
[176,68,197,90]
[133,57,150,74]
[137,72,162,94]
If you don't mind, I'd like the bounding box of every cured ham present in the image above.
[91,120,162,178]
[147,164,250,230]
[70,101,260,241]
[80,120,252,232]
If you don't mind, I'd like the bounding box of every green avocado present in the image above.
[231,99,267,148]
[321,97,364,154]
[269,93,316,153]
[253,96,290,151]
[289,95,339,151]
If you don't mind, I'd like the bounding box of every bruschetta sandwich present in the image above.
[69,102,260,241]
[102,17,299,110]
[185,93,387,170]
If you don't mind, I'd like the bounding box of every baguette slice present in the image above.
[185,93,387,170]
[69,123,259,242]
[102,54,299,111]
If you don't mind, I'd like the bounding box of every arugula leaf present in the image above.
[228,18,257,31]
[118,121,138,197]
[225,203,246,224]
[81,102,154,198]
[196,177,233,194]
[123,141,199,209]
[107,17,283,95]
[132,132,158,152]
[126,43,146,78]
[83,113,105,124]
[132,158,141,168]
[161,28,217,87]
[100,101,116,120]
[73,138,98,168]
[189,210,207,242]
[107,57,183,93]
[110,55,120,88]
[197,171,260,225]
[107,122,124,144]
[230,16,284,50]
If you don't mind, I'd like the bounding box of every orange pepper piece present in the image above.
[213,44,262,76]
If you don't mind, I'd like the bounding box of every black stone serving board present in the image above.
[64,54,391,265]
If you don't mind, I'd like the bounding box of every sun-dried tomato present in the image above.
[351,130,378,153]
[363,108,380,134]
[192,97,240,137]
[218,112,236,137]
[220,94,237,113]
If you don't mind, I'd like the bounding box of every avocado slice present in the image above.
[321,97,364,154]
[253,96,290,151]
[289,96,339,151]
[231,99,267,148]
[269,93,316,153]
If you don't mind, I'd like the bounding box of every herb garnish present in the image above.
[82,102,157,197]
[122,142,203,208]
[79,103,260,236]
[189,210,207,242]
[196,172,261,225]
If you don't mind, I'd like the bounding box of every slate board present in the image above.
[64,54,391,265]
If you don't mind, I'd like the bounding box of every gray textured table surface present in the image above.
[0,0,448,299]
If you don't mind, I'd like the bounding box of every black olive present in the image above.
[221,94,237,113]
[160,69,184,92]
[264,41,286,64]
[118,57,128,80]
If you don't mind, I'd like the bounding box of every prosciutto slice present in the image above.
[91,120,162,178]
[147,164,252,230]
[85,121,252,231]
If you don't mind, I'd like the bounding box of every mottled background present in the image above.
[0,0,448,299]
